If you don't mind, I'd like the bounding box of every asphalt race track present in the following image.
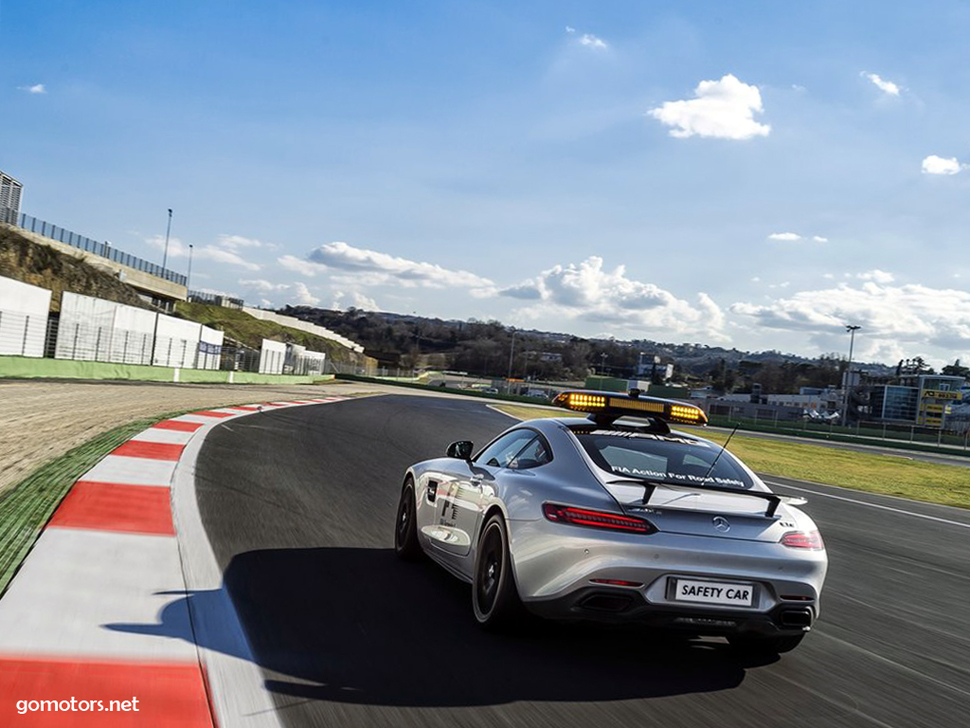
[193,394,970,728]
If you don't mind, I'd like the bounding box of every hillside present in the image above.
[280,305,896,389]
[174,301,371,367]
[0,224,153,312]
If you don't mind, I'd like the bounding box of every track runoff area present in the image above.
[1,392,964,727]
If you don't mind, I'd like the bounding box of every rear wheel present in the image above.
[394,479,422,561]
[472,514,524,630]
[728,633,804,656]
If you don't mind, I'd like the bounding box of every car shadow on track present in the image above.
[110,546,774,708]
[253,547,779,705]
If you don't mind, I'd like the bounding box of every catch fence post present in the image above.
[72,323,80,359]
[21,315,30,356]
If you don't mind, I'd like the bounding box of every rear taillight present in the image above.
[542,503,656,534]
[780,530,824,550]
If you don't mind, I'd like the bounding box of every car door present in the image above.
[426,429,537,565]
[456,429,554,574]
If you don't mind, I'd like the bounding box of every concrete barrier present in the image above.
[0,355,333,384]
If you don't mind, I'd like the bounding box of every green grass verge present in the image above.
[492,404,970,510]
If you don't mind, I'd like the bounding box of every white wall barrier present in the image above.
[198,325,224,370]
[56,292,122,362]
[0,275,51,357]
[259,338,286,375]
[153,315,201,368]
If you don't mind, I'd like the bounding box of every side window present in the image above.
[509,435,552,470]
[475,430,538,469]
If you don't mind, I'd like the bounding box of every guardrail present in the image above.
[1,208,187,286]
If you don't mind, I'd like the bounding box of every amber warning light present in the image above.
[552,390,708,426]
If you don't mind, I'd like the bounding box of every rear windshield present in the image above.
[571,428,754,490]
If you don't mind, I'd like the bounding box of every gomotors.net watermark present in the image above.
[17,697,140,715]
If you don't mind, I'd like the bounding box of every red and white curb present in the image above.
[0,397,349,727]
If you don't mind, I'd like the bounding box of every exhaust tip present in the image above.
[779,608,813,628]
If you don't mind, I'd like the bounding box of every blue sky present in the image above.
[4,1,970,366]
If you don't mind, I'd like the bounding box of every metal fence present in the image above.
[0,310,47,357]
[1,208,187,286]
[706,412,970,448]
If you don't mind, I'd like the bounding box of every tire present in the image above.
[394,479,422,561]
[472,514,524,630]
[728,633,804,656]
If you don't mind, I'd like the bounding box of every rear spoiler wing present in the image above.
[629,480,791,518]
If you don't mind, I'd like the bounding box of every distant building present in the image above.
[868,374,964,428]
[0,170,23,217]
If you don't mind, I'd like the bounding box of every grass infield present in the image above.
[492,404,970,510]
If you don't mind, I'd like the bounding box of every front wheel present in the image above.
[472,514,524,630]
[394,479,422,561]
[728,633,805,656]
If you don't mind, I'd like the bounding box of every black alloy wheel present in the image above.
[394,479,422,561]
[472,514,524,630]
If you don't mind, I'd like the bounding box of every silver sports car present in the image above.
[394,390,828,655]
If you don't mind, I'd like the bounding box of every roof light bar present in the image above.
[552,390,708,426]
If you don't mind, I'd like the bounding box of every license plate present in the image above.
[672,578,754,607]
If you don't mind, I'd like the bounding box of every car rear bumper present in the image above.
[524,585,815,636]
[510,519,827,635]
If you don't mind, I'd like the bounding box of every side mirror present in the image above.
[446,441,474,460]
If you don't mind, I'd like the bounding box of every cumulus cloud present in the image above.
[579,33,608,49]
[19,83,46,94]
[331,290,379,311]
[857,270,894,284]
[767,232,827,243]
[292,282,320,306]
[565,26,576,34]
[862,72,900,96]
[648,74,770,140]
[146,234,261,271]
[492,256,728,340]
[239,278,289,294]
[290,241,494,290]
[218,234,273,250]
[921,155,964,175]
[731,279,970,350]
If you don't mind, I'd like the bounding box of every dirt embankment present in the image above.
[0,225,152,312]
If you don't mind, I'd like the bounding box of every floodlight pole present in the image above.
[842,324,861,424]
[506,328,517,394]
[187,244,194,291]
[162,208,173,271]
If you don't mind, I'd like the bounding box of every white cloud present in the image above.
[767,232,827,243]
[493,256,728,341]
[146,234,261,271]
[218,234,271,250]
[239,278,290,294]
[292,282,320,306]
[857,269,895,284]
[332,290,379,311]
[579,33,608,49]
[731,280,970,351]
[862,72,900,96]
[751,276,761,282]
[921,155,964,175]
[565,26,576,34]
[648,74,770,140]
[301,241,493,290]
[19,83,46,94]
